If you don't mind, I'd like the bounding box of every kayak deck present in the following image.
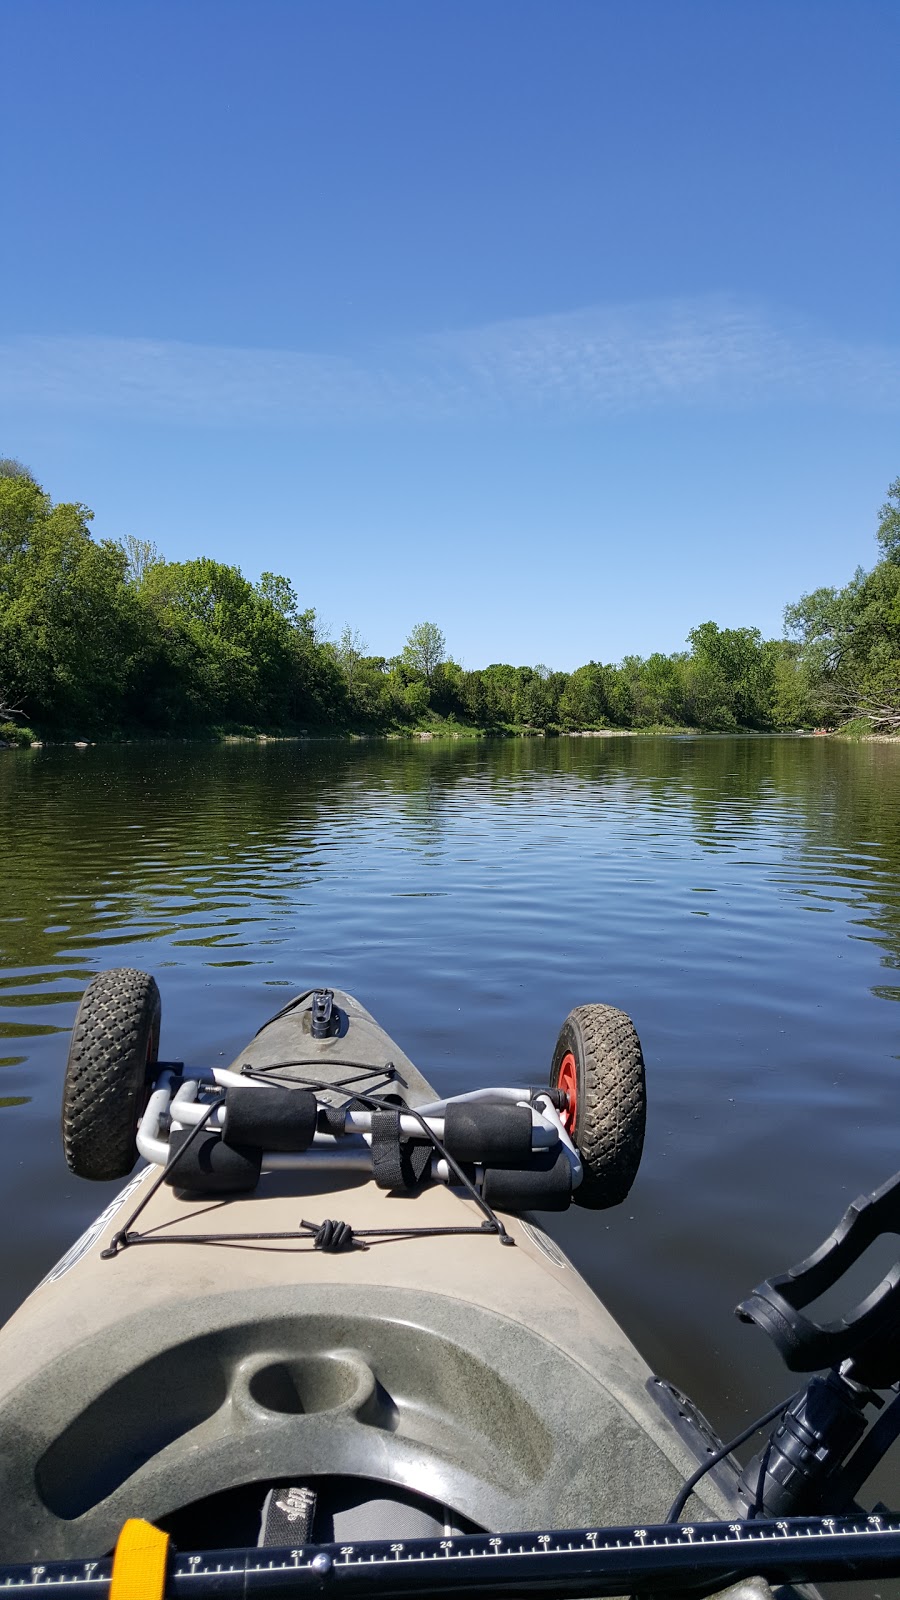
[0,989,731,1560]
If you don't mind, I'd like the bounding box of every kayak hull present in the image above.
[0,989,735,1560]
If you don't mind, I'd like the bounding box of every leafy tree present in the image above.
[336,626,368,694]
[785,565,900,729]
[257,571,300,622]
[288,619,348,727]
[514,667,552,728]
[558,662,610,728]
[617,653,685,727]
[402,621,446,683]
[339,654,393,724]
[429,658,465,718]
[136,557,300,727]
[460,668,489,724]
[480,663,517,723]
[119,534,162,586]
[876,478,900,566]
[0,474,139,729]
[400,677,431,718]
[770,640,814,728]
[680,653,737,730]
[603,664,635,726]
[784,479,900,730]
[5,460,895,742]
[686,622,775,727]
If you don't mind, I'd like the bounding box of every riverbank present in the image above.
[3,716,897,751]
[0,714,669,748]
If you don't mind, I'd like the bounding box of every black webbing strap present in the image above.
[371,1109,432,1191]
[259,1485,317,1547]
[317,1102,349,1137]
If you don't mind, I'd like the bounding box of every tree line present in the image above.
[1,459,898,742]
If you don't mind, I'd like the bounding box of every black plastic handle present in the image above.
[736,1167,900,1382]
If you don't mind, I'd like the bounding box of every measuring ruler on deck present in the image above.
[5,1514,900,1596]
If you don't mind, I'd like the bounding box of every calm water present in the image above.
[3,735,900,1504]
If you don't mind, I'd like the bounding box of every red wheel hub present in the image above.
[557,1051,578,1135]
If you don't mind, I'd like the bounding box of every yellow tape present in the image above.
[110,1518,169,1600]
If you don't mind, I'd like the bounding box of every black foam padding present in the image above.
[443,1101,534,1167]
[481,1146,573,1213]
[223,1086,317,1152]
[165,1128,262,1193]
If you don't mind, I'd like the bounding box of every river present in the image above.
[2,734,900,1510]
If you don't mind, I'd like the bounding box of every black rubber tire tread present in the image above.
[61,968,161,1181]
[550,1003,646,1210]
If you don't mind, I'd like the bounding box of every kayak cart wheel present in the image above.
[549,1004,646,1209]
[61,968,161,1181]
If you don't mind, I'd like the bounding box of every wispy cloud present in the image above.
[2,298,898,425]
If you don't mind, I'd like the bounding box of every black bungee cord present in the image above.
[103,1056,514,1256]
[239,1056,514,1244]
[102,1095,223,1257]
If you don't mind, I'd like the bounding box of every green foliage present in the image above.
[685,622,775,728]
[119,534,162,586]
[257,570,300,622]
[877,478,900,567]
[558,663,609,728]
[0,471,351,735]
[0,474,141,730]
[138,558,259,724]
[0,458,35,481]
[618,653,683,727]
[784,481,900,732]
[833,717,873,739]
[336,626,367,692]
[3,465,897,743]
[770,641,814,728]
[402,621,446,682]
[136,556,336,729]
[0,721,35,746]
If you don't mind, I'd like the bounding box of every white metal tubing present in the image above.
[168,1079,213,1137]
[169,1094,225,1130]
[210,1066,256,1090]
[137,1074,567,1173]
[338,1101,556,1153]
[162,1094,443,1145]
[147,1091,364,1146]
[162,1074,539,1112]
[532,1094,583,1186]
[344,1108,446,1141]
[134,1132,539,1193]
[413,1086,531,1117]
[155,1073,542,1121]
[164,1089,556,1153]
[517,1102,556,1149]
[135,1086,173,1166]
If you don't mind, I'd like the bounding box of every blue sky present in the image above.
[2,0,898,670]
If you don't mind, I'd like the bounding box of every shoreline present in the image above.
[4,725,898,753]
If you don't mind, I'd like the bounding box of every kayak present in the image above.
[0,974,897,1597]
